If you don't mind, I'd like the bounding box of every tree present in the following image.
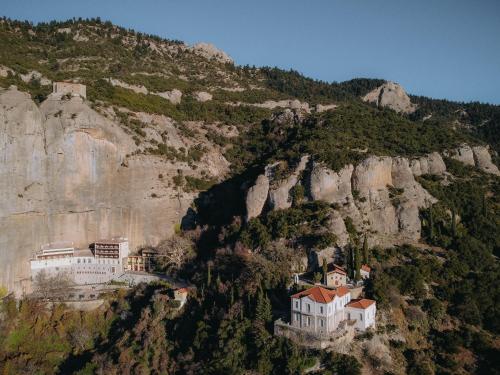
[156,235,195,273]
[362,234,369,264]
[33,270,72,299]
[255,290,272,324]
[428,209,434,241]
[451,207,457,239]
[322,258,328,285]
[207,261,212,286]
[354,247,361,282]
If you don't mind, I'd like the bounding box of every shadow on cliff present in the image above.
[181,165,263,260]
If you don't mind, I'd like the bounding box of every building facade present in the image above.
[30,237,129,285]
[325,264,347,287]
[346,299,376,330]
[290,286,376,334]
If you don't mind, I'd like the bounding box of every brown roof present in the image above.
[291,286,350,304]
[346,298,375,309]
[326,263,347,275]
[361,264,371,272]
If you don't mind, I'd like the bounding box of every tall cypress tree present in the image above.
[362,234,369,264]
[429,208,434,241]
[451,207,457,239]
[354,246,361,282]
[322,258,328,285]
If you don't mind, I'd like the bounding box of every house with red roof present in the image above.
[324,263,347,287]
[290,285,376,334]
[346,298,376,330]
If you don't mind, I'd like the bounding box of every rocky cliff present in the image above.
[362,81,417,114]
[0,86,228,294]
[245,144,498,248]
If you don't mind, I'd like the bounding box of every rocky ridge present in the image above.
[245,144,498,248]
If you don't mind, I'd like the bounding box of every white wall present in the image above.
[346,304,376,331]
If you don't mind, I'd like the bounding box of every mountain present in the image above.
[0,18,499,375]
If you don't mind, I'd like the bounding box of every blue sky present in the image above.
[2,0,500,104]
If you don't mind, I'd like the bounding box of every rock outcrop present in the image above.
[193,91,213,102]
[0,86,227,295]
[472,145,500,176]
[362,81,417,114]
[267,156,309,210]
[315,103,337,113]
[448,144,475,166]
[191,42,233,64]
[154,89,182,104]
[245,175,270,221]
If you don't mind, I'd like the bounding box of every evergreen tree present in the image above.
[255,290,272,324]
[207,262,212,286]
[346,244,354,279]
[451,207,457,239]
[429,209,434,241]
[362,234,369,264]
[322,258,328,285]
[354,246,361,282]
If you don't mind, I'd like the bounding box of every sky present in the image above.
[2,0,500,104]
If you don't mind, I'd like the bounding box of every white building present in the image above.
[325,264,347,288]
[360,264,371,279]
[346,299,376,330]
[290,286,376,333]
[30,237,129,285]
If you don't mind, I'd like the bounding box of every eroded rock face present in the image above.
[362,81,417,114]
[245,174,270,220]
[449,144,475,166]
[411,152,446,176]
[472,146,500,176]
[309,163,354,204]
[267,156,309,210]
[0,87,223,295]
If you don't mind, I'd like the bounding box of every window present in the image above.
[77,259,80,264]
[295,301,299,309]
[360,313,363,321]
[320,319,324,327]
[307,317,310,326]
[348,313,351,320]
[320,306,323,314]
[307,304,311,313]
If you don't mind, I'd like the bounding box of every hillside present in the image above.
[0,17,499,375]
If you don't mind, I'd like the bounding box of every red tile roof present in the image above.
[291,286,350,304]
[361,264,371,272]
[327,263,347,275]
[346,298,375,309]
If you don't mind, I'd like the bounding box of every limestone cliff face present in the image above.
[0,87,227,294]
[245,143,498,248]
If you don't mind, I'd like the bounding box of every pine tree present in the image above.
[362,234,369,264]
[322,258,328,285]
[255,290,272,324]
[207,262,212,286]
[346,244,353,280]
[451,207,457,238]
[354,246,361,282]
[429,209,434,241]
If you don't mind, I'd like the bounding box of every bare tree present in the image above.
[156,235,195,273]
[33,270,73,299]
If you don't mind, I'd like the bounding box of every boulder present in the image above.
[245,174,270,220]
[316,103,337,113]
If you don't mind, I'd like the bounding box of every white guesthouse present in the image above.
[290,286,376,333]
